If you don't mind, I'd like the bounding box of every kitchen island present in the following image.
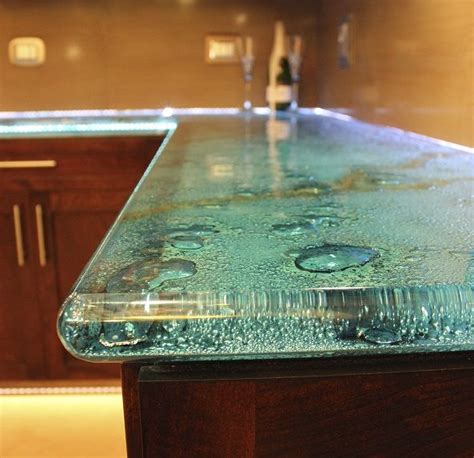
[53,110,473,456]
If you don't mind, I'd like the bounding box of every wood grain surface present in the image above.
[0,135,163,380]
[122,356,474,457]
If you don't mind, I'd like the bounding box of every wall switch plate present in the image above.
[337,15,352,69]
[205,35,240,63]
[8,37,46,66]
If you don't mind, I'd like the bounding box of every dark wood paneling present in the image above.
[255,371,474,457]
[0,134,164,380]
[122,357,474,457]
[140,379,256,458]
[50,191,129,301]
[0,192,46,379]
[121,364,144,458]
[45,190,127,379]
[0,135,163,181]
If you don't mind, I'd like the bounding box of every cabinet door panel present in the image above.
[51,191,130,301]
[0,192,45,379]
[0,135,163,381]
[45,191,129,379]
[54,211,117,300]
[0,135,162,180]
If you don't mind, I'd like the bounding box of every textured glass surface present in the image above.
[51,112,473,361]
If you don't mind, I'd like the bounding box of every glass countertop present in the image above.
[51,111,473,362]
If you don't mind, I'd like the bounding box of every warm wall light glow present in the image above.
[235,13,247,25]
[65,44,83,61]
[1,393,125,457]
[0,386,121,395]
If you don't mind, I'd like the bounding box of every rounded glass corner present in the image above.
[57,293,111,363]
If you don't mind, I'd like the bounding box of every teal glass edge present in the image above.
[58,285,473,362]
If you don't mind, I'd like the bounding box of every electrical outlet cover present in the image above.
[205,35,240,63]
[8,37,46,66]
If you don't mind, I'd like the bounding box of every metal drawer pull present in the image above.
[0,160,57,169]
[35,204,47,267]
[12,205,25,267]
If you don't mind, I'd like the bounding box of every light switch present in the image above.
[205,35,240,63]
[8,37,46,66]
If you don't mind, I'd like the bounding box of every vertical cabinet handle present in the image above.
[12,205,25,267]
[35,204,47,267]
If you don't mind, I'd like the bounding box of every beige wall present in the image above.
[0,0,318,111]
[315,0,474,146]
[1,0,472,146]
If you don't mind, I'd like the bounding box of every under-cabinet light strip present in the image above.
[0,386,121,395]
[0,122,176,135]
[0,121,177,135]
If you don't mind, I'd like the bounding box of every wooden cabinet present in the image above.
[122,357,474,457]
[0,134,164,380]
[0,191,46,379]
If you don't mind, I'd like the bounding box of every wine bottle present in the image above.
[266,21,292,111]
[275,56,292,111]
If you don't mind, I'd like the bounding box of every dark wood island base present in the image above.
[121,353,474,457]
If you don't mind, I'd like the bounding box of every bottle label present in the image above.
[266,85,292,104]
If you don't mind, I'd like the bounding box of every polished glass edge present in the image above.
[57,285,473,362]
[60,285,474,321]
[0,120,176,136]
[1,106,472,153]
[298,108,474,154]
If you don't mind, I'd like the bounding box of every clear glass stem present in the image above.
[243,80,252,111]
[291,82,299,112]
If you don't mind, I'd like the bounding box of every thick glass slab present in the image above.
[50,111,472,362]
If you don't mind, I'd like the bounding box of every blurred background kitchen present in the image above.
[0,1,472,457]
[0,0,472,144]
